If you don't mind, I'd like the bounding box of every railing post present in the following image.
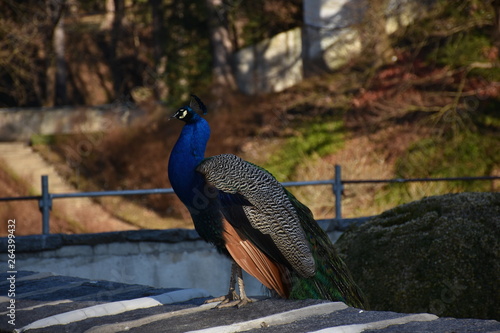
[39,175,52,234]
[334,164,343,220]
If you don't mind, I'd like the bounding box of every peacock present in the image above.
[167,95,366,308]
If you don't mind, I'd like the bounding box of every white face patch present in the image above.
[178,109,188,119]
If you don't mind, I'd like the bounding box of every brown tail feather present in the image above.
[222,220,289,298]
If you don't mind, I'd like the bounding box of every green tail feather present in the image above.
[286,191,367,309]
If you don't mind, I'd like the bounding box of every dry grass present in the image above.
[97,196,193,230]
[33,131,194,231]
[239,120,434,220]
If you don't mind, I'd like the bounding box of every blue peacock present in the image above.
[168,95,366,308]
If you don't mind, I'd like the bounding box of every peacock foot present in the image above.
[205,262,254,308]
[216,295,253,309]
[204,290,253,308]
[204,289,239,305]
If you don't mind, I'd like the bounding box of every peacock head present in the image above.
[170,94,207,123]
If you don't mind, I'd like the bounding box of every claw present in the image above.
[206,262,254,308]
[205,292,252,308]
[204,290,239,305]
[217,297,252,309]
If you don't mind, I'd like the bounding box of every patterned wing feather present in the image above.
[196,154,315,278]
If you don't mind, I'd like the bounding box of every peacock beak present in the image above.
[170,109,182,120]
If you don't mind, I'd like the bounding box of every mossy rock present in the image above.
[336,192,500,320]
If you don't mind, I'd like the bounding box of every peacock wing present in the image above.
[196,154,316,278]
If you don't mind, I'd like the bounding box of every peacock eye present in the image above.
[178,109,188,119]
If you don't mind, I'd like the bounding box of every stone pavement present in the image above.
[0,271,499,333]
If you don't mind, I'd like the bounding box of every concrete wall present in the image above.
[1,228,344,298]
[303,0,424,73]
[0,104,142,141]
[14,237,263,298]
[235,0,427,94]
[3,230,264,297]
[235,27,303,95]
[303,0,363,73]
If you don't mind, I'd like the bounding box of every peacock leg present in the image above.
[233,264,252,308]
[204,261,240,306]
[216,264,253,308]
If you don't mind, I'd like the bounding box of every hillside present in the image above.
[1,0,499,235]
[2,63,499,235]
[23,56,500,234]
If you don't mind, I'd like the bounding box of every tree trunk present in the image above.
[44,0,66,106]
[101,0,115,30]
[205,0,237,92]
[492,0,500,48]
[53,12,67,106]
[111,0,124,100]
[149,0,168,100]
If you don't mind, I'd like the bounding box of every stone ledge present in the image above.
[0,229,202,253]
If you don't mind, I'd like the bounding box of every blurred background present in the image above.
[0,0,498,236]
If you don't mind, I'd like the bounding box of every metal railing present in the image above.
[1,165,498,234]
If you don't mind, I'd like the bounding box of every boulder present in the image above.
[335,192,500,320]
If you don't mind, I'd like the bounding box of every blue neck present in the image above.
[168,116,211,207]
